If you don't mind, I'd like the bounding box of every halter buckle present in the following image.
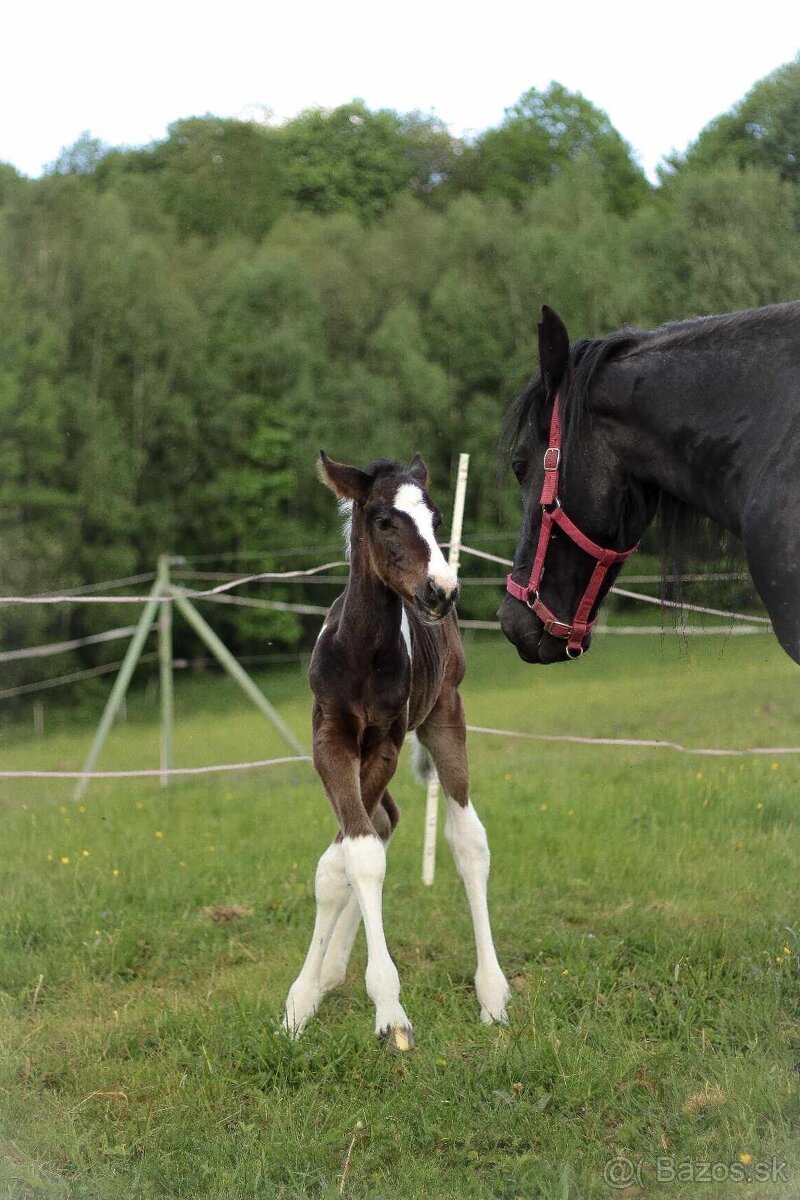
[543,617,573,639]
[543,447,560,471]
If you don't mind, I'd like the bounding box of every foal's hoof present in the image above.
[379,1024,415,1053]
[476,970,512,1026]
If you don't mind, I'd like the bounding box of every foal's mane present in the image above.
[337,459,406,559]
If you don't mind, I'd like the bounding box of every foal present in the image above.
[283,452,509,1049]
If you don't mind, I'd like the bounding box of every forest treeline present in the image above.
[3,59,800,684]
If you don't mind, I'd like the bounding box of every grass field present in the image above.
[1,629,799,1199]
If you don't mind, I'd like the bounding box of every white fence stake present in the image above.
[422,452,469,886]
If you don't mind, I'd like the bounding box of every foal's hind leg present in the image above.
[418,694,510,1024]
[319,794,399,995]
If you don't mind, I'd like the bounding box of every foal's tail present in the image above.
[408,732,436,785]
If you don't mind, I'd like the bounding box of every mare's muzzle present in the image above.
[498,593,591,663]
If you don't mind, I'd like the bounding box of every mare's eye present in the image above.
[375,515,393,532]
[512,459,527,484]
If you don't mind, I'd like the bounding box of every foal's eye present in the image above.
[375,515,393,532]
[512,459,527,484]
[432,512,442,532]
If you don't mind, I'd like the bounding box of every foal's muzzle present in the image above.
[414,578,459,622]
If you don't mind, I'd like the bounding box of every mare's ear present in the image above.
[538,305,570,394]
[317,451,371,503]
[408,453,429,491]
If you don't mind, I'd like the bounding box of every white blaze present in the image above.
[393,483,458,594]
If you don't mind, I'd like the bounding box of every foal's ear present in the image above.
[317,451,372,503]
[538,305,570,394]
[408,453,429,491]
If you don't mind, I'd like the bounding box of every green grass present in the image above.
[0,632,799,1198]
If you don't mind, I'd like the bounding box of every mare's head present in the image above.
[318,451,460,622]
[499,306,658,663]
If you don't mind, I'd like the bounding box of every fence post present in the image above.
[158,555,174,788]
[422,452,470,886]
[74,580,162,800]
[168,588,308,757]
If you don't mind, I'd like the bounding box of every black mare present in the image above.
[500,303,800,665]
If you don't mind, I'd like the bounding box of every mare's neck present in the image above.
[600,354,774,536]
[340,504,403,654]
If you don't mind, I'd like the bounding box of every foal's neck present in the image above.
[341,504,403,650]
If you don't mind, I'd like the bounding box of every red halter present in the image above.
[506,394,638,657]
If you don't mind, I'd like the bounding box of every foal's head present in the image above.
[318,452,459,622]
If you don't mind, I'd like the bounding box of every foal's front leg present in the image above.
[319,793,398,995]
[337,735,413,1049]
[287,718,413,1048]
[283,839,351,1036]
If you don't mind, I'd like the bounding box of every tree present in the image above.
[674,56,800,189]
[47,131,109,177]
[628,166,800,323]
[280,100,426,221]
[469,82,649,216]
[97,117,287,241]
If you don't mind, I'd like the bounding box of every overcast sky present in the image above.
[4,1,800,181]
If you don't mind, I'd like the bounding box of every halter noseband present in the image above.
[505,394,638,657]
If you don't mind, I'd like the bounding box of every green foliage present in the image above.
[469,83,650,216]
[677,55,800,184]
[4,68,800,683]
[280,100,452,220]
[48,130,109,177]
[629,166,800,322]
[98,117,287,240]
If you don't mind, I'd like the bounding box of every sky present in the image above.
[4,0,800,181]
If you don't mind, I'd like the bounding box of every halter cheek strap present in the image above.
[506,394,639,656]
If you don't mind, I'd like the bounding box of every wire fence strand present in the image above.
[465,724,800,757]
[0,755,311,780]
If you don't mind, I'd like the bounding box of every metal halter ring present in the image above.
[565,645,584,659]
